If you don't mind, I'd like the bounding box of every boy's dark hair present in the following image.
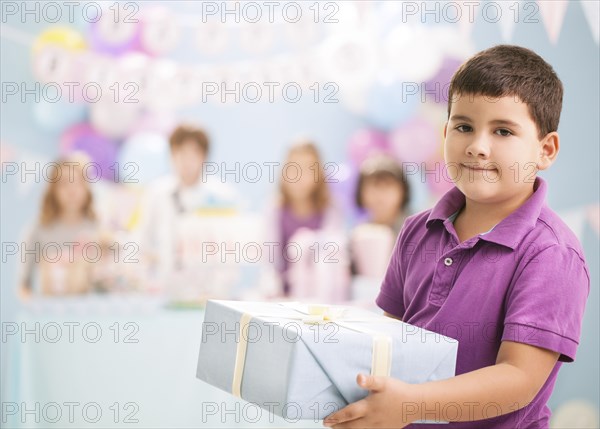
[169,124,210,154]
[355,155,411,210]
[448,45,563,139]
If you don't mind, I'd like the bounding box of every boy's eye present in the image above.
[456,125,472,132]
[495,128,513,137]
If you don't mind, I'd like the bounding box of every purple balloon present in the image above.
[88,17,142,56]
[60,123,118,180]
[424,57,463,104]
[348,129,391,167]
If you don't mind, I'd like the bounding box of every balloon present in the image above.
[385,25,442,82]
[329,162,364,223]
[140,7,180,56]
[88,5,141,55]
[424,57,464,104]
[32,27,86,53]
[196,20,229,55]
[32,45,75,83]
[117,132,171,184]
[89,100,141,139]
[365,77,418,131]
[319,32,379,90]
[33,99,86,132]
[239,23,274,53]
[143,60,181,111]
[390,117,439,163]
[60,123,118,180]
[348,129,390,167]
[128,114,176,137]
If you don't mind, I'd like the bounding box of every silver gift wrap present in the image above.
[197,300,458,421]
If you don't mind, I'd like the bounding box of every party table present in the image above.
[2,295,323,428]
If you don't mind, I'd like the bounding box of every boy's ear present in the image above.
[443,122,448,139]
[537,131,560,171]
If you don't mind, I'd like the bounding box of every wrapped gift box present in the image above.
[196,300,458,421]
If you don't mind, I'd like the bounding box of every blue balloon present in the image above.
[34,99,87,133]
[365,80,418,131]
[117,132,171,184]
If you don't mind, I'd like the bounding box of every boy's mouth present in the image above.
[460,163,498,172]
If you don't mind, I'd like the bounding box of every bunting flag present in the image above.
[580,0,600,44]
[587,203,600,236]
[497,0,521,42]
[537,0,569,44]
[558,206,587,241]
[457,1,481,39]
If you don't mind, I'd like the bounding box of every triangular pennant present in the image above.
[580,0,600,44]
[537,0,569,44]
[558,206,586,241]
[586,203,600,236]
[498,0,521,42]
[457,1,481,38]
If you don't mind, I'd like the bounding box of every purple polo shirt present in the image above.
[376,177,590,429]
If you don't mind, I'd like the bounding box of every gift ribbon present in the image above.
[231,303,394,399]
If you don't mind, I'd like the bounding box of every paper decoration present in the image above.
[580,0,600,44]
[457,0,481,39]
[384,25,442,82]
[141,7,180,55]
[558,206,587,241]
[586,203,600,236]
[537,0,569,44]
[496,0,521,42]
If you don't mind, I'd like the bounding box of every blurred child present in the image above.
[351,155,411,280]
[355,154,411,235]
[137,124,237,287]
[19,155,101,298]
[264,141,349,301]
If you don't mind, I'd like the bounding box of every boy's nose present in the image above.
[465,135,491,159]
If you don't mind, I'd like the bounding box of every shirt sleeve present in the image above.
[375,218,412,319]
[502,244,590,362]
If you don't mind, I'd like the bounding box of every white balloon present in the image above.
[117,53,151,103]
[239,23,274,53]
[90,100,141,139]
[385,25,443,82]
[430,26,475,60]
[77,52,117,91]
[196,20,229,55]
[32,46,74,83]
[141,8,180,55]
[144,60,180,111]
[319,32,379,91]
[285,15,320,48]
[96,4,137,44]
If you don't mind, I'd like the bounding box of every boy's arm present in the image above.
[324,340,559,428]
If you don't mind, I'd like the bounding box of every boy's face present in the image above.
[171,140,206,187]
[444,94,557,205]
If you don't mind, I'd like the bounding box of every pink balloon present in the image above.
[390,117,439,163]
[348,129,390,167]
[60,123,118,180]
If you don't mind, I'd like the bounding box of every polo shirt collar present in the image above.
[425,177,547,250]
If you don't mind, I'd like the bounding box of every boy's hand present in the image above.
[323,373,417,428]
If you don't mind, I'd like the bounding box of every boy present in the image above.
[138,124,237,280]
[324,45,590,428]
